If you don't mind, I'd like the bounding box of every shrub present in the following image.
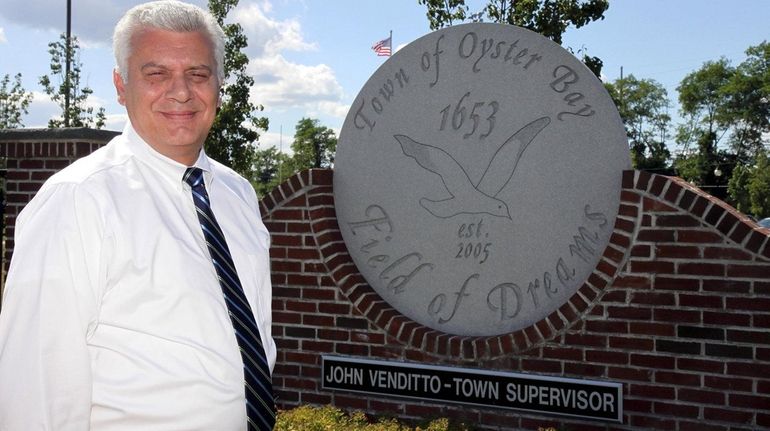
[275,405,472,431]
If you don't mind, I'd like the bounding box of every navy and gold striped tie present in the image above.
[184,167,275,431]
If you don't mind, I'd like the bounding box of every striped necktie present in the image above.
[183,167,275,431]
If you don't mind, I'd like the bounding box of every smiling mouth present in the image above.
[161,111,196,120]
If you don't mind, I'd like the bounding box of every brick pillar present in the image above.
[0,128,119,299]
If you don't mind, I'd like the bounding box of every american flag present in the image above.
[372,35,392,57]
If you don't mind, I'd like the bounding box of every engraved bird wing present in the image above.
[476,116,551,197]
[394,134,479,199]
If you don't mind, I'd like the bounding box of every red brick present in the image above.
[631,291,675,306]
[656,215,701,227]
[727,263,770,278]
[729,222,752,244]
[634,258,677,274]
[630,383,675,399]
[677,358,724,374]
[678,262,725,276]
[679,294,724,308]
[613,275,651,289]
[655,244,701,259]
[702,279,751,293]
[654,308,701,323]
[678,388,725,405]
[607,367,651,385]
[564,362,606,377]
[727,297,770,312]
[678,230,724,243]
[704,407,754,424]
[586,320,629,334]
[653,401,699,417]
[704,205,727,226]
[654,277,699,291]
[729,393,770,410]
[637,229,676,242]
[703,311,751,326]
[630,244,652,257]
[629,415,677,429]
[630,354,675,370]
[655,370,701,386]
[703,246,752,260]
[585,349,628,365]
[564,334,607,347]
[608,305,652,320]
[704,375,753,392]
[728,328,770,344]
[630,322,675,337]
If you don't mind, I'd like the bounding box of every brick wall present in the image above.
[0,128,118,296]
[263,169,770,430]
[1,130,768,429]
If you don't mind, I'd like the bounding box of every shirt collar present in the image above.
[121,121,215,188]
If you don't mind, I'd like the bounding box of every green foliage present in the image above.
[677,58,734,135]
[206,0,269,180]
[674,59,735,194]
[0,73,33,129]
[728,163,752,214]
[604,75,671,170]
[720,42,770,162]
[288,118,337,170]
[416,0,608,75]
[252,117,336,197]
[729,150,770,218]
[417,0,469,28]
[274,405,472,431]
[251,146,291,197]
[39,34,106,129]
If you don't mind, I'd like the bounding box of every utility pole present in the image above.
[65,0,72,127]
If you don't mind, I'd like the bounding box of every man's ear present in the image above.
[113,69,127,106]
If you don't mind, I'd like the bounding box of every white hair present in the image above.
[113,0,225,83]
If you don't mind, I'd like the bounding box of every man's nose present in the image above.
[167,74,192,102]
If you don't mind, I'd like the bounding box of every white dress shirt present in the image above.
[0,122,276,431]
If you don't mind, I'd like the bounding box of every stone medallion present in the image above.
[334,23,630,337]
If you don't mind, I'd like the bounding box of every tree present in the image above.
[206,0,268,180]
[287,118,337,171]
[720,42,770,163]
[605,75,671,171]
[0,73,33,129]
[251,146,291,197]
[728,150,770,218]
[252,118,337,196]
[417,0,609,75]
[673,59,734,192]
[39,34,105,129]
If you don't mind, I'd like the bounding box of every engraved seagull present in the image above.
[394,116,551,219]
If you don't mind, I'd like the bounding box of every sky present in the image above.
[0,0,768,152]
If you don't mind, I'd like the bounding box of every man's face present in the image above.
[114,28,220,165]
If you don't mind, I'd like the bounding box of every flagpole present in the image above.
[389,30,393,55]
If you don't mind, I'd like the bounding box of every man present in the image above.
[0,1,276,430]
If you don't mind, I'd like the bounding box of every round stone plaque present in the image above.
[334,23,629,337]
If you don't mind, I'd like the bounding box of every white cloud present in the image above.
[249,56,343,107]
[231,2,316,57]
[0,28,6,44]
[22,91,60,128]
[231,1,348,122]
[104,113,128,132]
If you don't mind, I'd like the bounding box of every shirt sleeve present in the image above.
[245,182,277,374]
[0,182,106,431]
